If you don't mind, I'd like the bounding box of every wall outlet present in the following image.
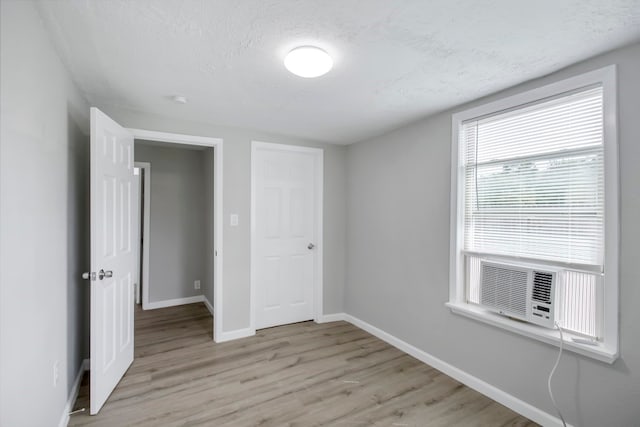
[53,361,59,387]
[194,280,201,290]
[230,214,239,226]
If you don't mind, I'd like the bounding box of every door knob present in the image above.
[98,269,113,280]
[308,243,315,250]
[82,272,96,280]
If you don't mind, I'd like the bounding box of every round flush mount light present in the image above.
[284,46,333,78]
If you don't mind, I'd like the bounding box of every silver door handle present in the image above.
[98,269,113,280]
[308,243,315,250]
[82,272,95,280]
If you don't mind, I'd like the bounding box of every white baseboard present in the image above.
[216,312,347,344]
[203,296,214,316]
[58,358,89,427]
[316,313,347,323]
[145,295,204,310]
[342,314,571,427]
[216,327,255,343]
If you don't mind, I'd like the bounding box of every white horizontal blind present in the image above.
[462,87,605,266]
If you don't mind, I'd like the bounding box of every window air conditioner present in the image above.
[479,260,557,329]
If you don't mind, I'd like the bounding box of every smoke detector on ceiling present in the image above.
[172,95,188,104]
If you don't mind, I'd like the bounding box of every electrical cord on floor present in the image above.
[548,321,567,427]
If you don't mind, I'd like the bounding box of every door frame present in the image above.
[127,128,225,342]
[134,162,151,308]
[249,141,324,333]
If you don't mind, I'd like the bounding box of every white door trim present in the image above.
[133,165,142,305]
[134,162,151,309]
[250,141,324,333]
[128,128,220,148]
[127,128,225,343]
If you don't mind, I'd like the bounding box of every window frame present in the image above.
[447,65,619,363]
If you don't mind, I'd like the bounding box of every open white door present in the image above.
[89,108,136,414]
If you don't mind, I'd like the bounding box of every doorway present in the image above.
[250,141,324,331]
[133,142,214,313]
[127,129,224,343]
[134,162,149,306]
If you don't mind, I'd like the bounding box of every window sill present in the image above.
[446,302,618,364]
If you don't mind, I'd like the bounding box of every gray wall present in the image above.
[0,1,90,426]
[11,2,635,425]
[97,106,348,332]
[135,143,207,303]
[346,42,640,427]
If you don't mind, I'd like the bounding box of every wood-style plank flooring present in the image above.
[69,303,538,426]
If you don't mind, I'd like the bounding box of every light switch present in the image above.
[230,214,239,226]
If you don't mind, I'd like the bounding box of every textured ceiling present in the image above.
[37,0,640,144]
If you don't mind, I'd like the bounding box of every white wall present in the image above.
[0,1,90,426]
[98,106,348,332]
[346,42,640,427]
[135,143,207,303]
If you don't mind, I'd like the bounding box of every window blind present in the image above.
[462,86,604,267]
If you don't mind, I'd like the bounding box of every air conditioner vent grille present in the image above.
[532,271,553,304]
[480,264,527,317]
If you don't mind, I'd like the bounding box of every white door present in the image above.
[252,143,322,329]
[89,108,136,414]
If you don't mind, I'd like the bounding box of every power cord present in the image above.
[547,321,567,427]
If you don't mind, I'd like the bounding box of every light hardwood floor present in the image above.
[69,303,538,426]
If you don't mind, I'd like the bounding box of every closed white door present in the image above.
[252,143,322,329]
[89,108,136,414]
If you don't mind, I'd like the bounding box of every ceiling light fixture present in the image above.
[284,46,333,78]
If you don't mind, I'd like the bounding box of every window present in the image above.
[448,66,618,363]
